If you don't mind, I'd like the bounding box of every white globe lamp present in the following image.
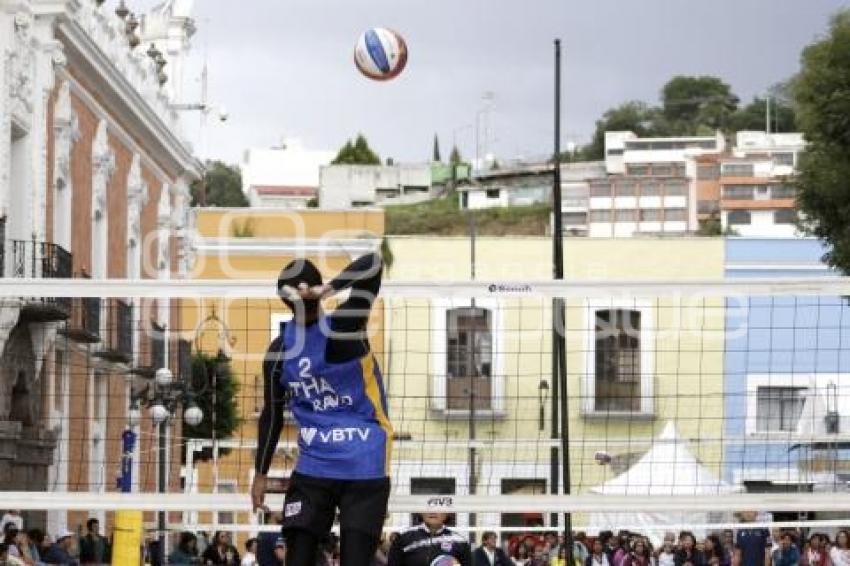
[155,368,173,388]
[150,403,170,425]
[183,405,203,427]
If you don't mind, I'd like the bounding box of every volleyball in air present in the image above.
[354,28,408,81]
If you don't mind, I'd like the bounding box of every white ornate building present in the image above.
[0,0,202,534]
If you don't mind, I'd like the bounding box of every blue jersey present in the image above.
[279,318,392,480]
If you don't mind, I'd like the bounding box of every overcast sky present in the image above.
[136,0,847,165]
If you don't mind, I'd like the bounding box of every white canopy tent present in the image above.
[587,421,734,544]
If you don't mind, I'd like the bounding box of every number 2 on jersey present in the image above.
[298,357,312,380]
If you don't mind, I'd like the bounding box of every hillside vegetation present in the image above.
[384,194,550,236]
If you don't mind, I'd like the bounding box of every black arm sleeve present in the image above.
[255,335,287,474]
[327,253,383,363]
[329,252,383,328]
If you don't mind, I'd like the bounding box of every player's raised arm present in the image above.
[252,335,288,511]
[327,252,383,336]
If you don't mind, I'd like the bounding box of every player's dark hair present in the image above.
[87,518,98,531]
[277,258,323,313]
[245,537,257,551]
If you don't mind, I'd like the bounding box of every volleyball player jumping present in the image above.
[251,253,391,566]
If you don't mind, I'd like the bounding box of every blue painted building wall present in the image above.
[723,238,850,486]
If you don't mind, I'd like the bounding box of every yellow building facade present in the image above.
[383,236,726,530]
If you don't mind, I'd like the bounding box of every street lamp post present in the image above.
[129,367,203,564]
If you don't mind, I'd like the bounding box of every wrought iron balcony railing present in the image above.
[8,238,73,322]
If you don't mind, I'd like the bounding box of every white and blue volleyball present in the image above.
[354,28,408,81]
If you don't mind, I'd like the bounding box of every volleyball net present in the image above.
[2,277,850,536]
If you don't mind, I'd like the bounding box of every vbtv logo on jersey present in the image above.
[300,427,371,446]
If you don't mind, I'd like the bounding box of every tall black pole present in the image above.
[552,52,563,278]
[468,209,477,541]
[549,37,563,532]
[551,37,572,555]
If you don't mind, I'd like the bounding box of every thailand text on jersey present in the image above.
[280,317,392,480]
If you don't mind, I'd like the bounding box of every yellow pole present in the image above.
[111,510,143,565]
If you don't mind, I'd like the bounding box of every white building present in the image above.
[560,162,607,236]
[604,131,725,176]
[459,162,553,210]
[589,132,726,237]
[319,163,433,208]
[241,139,334,208]
[719,131,806,238]
[458,162,605,223]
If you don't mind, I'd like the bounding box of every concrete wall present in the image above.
[319,164,431,208]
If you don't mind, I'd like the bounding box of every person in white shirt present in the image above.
[241,537,258,566]
[831,530,850,566]
[586,539,610,566]
[656,534,676,566]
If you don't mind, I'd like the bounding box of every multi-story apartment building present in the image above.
[0,0,200,534]
[589,131,726,237]
[718,132,805,237]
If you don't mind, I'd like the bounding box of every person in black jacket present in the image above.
[201,531,239,565]
[474,532,511,566]
[388,513,472,566]
[675,532,703,566]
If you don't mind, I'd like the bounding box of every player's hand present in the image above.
[296,282,333,301]
[251,474,269,513]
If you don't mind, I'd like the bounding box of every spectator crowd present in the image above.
[4,508,850,566]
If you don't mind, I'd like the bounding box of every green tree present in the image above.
[661,75,739,133]
[449,145,463,165]
[432,134,442,162]
[697,216,722,236]
[729,96,797,133]
[794,9,850,272]
[332,134,381,165]
[191,160,248,207]
[183,351,241,462]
